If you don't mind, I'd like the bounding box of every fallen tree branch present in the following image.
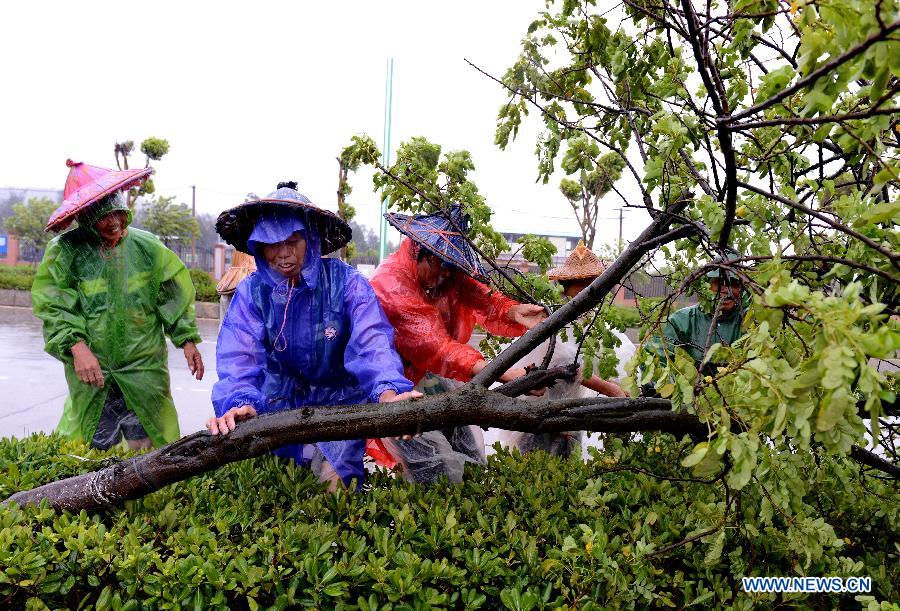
[5,383,896,512]
[471,202,694,388]
[3,388,699,513]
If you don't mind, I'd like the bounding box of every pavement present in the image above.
[0,306,219,440]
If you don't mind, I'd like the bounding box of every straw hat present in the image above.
[215,182,351,255]
[216,250,257,296]
[384,204,487,281]
[547,240,606,282]
[46,159,152,232]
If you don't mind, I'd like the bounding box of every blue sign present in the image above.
[0,235,7,258]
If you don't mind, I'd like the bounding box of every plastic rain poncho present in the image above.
[32,200,201,447]
[499,327,636,456]
[369,238,526,385]
[211,212,412,486]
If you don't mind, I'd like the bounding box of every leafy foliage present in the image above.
[0,265,35,290]
[114,137,171,209]
[488,0,899,526]
[135,196,201,246]
[189,268,218,303]
[558,141,626,249]
[0,434,897,609]
[2,197,58,252]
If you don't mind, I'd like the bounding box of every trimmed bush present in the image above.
[0,433,896,609]
[189,268,218,303]
[0,265,36,291]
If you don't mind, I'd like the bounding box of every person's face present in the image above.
[561,279,592,299]
[416,252,454,299]
[94,211,128,245]
[262,231,307,279]
[709,277,742,312]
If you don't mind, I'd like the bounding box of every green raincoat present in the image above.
[32,206,200,447]
[649,304,743,366]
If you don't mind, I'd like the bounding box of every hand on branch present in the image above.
[508,304,547,329]
[207,405,257,436]
[380,389,424,440]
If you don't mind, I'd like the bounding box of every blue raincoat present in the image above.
[212,211,413,486]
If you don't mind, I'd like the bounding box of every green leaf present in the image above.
[816,387,850,432]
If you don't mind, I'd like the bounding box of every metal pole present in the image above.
[378,58,394,263]
[191,185,197,266]
[617,207,624,247]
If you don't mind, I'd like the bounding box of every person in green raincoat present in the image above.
[647,257,746,371]
[32,160,204,450]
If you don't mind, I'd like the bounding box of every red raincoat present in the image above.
[370,239,527,385]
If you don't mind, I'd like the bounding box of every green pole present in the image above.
[379,58,394,263]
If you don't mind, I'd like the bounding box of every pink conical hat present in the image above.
[45,159,152,232]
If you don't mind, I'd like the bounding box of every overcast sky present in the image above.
[0,1,650,246]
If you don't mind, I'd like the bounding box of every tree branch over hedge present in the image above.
[3,389,701,513]
[472,202,694,387]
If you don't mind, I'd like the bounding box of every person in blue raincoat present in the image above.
[207,181,419,490]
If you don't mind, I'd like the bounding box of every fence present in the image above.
[166,244,216,273]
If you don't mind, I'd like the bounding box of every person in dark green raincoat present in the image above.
[32,160,204,450]
[648,260,746,371]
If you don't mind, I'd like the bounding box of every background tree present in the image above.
[194,213,221,249]
[0,189,25,225]
[336,155,358,261]
[340,135,557,302]
[113,137,170,209]
[2,197,58,254]
[135,195,200,247]
[558,138,626,249]
[347,219,386,259]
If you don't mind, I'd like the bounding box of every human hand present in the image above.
[207,405,257,436]
[71,341,104,388]
[379,390,424,440]
[508,304,547,329]
[379,390,424,403]
[183,341,204,380]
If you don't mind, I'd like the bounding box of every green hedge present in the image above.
[0,265,35,290]
[189,268,218,303]
[0,266,218,304]
[0,433,896,609]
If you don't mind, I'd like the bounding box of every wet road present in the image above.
[0,306,220,440]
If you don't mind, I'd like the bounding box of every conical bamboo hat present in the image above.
[547,240,606,281]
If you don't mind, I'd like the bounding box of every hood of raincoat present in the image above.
[247,209,321,290]
[74,194,134,244]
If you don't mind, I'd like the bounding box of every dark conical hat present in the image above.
[215,182,351,255]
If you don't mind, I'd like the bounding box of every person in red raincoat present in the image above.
[369,205,546,483]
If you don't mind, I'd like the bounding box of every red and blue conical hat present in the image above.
[46,159,152,232]
[384,204,488,281]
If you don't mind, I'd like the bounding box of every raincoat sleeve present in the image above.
[459,277,527,337]
[31,237,88,359]
[211,282,267,416]
[155,246,201,347]
[342,272,414,402]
